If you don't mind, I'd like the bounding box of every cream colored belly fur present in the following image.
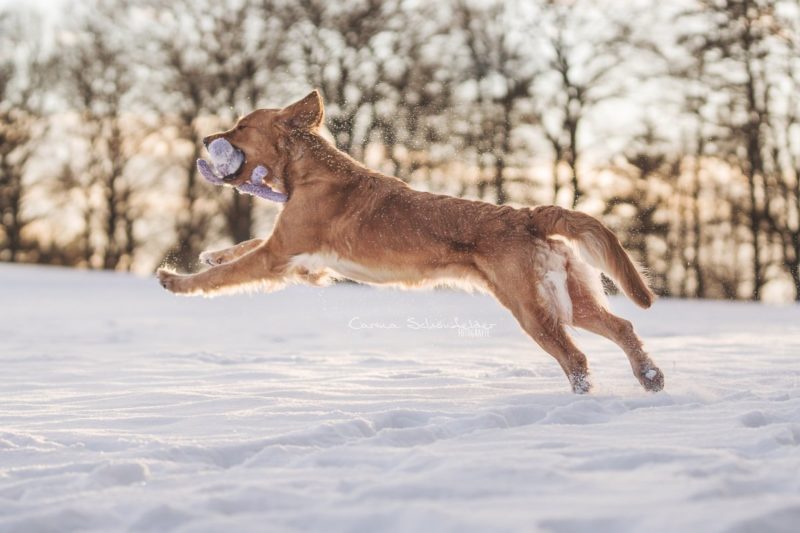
[288,252,486,291]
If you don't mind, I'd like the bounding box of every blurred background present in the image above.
[0,0,799,302]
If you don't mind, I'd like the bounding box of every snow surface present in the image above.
[1,264,799,532]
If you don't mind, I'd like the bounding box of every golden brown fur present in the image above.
[157,91,664,393]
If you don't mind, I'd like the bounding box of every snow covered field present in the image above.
[1,264,799,532]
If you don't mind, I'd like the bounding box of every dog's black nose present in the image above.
[202,136,213,148]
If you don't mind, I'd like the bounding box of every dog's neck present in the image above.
[284,131,382,191]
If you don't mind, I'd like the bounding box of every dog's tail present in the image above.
[530,205,654,309]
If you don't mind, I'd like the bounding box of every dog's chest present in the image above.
[289,252,404,284]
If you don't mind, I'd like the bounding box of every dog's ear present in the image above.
[279,90,324,130]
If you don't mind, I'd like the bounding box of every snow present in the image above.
[1,264,799,532]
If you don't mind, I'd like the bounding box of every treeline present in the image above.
[1,0,799,302]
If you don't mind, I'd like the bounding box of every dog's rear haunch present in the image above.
[157,90,664,394]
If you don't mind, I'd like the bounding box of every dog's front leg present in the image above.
[157,241,289,296]
[199,238,265,266]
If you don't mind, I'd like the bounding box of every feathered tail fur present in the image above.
[531,205,654,309]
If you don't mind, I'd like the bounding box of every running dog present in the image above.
[157,91,664,394]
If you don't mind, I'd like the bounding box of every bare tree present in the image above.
[605,124,674,295]
[451,0,540,204]
[763,6,800,300]
[536,0,639,208]
[676,0,790,300]
[0,10,47,263]
[669,53,716,299]
[368,5,454,184]
[57,0,147,270]
[287,0,401,161]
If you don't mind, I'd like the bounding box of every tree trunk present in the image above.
[82,205,94,268]
[789,263,800,302]
[165,138,205,272]
[745,170,763,301]
[743,27,765,301]
[494,98,512,205]
[102,170,120,270]
[676,195,688,298]
[226,190,254,244]
[550,141,563,205]
[567,120,580,208]
[6,172,22,262]
[493,153,506,205]
[691,159,706,298]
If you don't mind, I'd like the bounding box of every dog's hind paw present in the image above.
[569,372,593,394]
[638,364,665,392]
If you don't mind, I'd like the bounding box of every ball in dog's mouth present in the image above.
[207,138,245,182]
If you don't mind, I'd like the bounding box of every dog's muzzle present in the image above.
[197,140,289,203]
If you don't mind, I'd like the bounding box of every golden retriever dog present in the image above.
[157,91,664,394]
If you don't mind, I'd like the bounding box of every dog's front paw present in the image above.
[157,268,190,294]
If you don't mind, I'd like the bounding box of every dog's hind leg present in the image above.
[487,268,591,393]
[511,296,591,393]
[567,265,664,392]
[200,238,265,266]
[158,240,289,296]
[527,314,592,394]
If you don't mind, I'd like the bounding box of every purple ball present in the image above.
[208,138,244,178]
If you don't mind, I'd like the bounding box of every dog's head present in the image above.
[201,90,325,190]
